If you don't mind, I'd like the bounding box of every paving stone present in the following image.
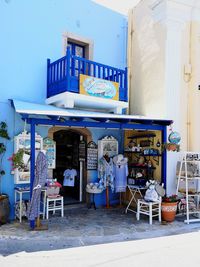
[1,206,200,255]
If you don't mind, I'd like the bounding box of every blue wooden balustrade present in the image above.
[47,47,128,102]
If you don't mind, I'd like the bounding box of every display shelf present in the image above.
[124,151,141,153]
[176,152,200,224]
[124,151,161,157]
[128,164,156,170]
[128,133,156,139]
[178,176,200,179]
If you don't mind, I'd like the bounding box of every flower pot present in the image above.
[0,194,10,224]
[161,202,177,222]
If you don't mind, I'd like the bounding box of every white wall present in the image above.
[128,0,166,117]
[129,0,200,194]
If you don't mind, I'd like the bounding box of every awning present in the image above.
[11,99,173,128]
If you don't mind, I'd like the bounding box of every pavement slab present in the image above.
[0,207,200,256]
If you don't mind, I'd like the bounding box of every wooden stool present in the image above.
[46,195,64,219]
[136,198,161,225]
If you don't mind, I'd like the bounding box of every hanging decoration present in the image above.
[162,125,181,152]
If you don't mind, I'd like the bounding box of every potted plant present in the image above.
[0,121,10,224]
[8,149,24,171]
[162,143,180,152]
[161,194,178,222]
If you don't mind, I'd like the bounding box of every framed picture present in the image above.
[43,137,56,169]
[98,136,118,160]
[14,131,43,184]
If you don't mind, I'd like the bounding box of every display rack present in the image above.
[14,131,43,184]
[176,152,200,224]
[125,132,161,184]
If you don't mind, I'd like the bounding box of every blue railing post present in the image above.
[30,119,35,229]
[66,46,71,91]
[47,59,50,98]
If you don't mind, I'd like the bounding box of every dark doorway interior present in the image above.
[53,130,80,205]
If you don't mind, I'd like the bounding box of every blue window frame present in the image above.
[68,42,85,76]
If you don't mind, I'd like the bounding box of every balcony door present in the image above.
[68,42,85,77]
[68,42,85,58]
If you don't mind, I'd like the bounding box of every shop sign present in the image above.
[87,141,98,170]
[79,74,119,101]
[43,137,56,169]
[79,140,86,161]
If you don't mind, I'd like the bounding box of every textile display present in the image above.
[63,169,77,187]
[113,154,128,193]
[98,156,114,192]
[28,151,48,221]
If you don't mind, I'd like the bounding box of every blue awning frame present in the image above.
[11,99,173,229]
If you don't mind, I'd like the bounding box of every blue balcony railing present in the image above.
[47,47,128,102]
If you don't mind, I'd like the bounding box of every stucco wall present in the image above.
[0,0,127,219]
[129,0,166,117]
[0,0,127,104]
[188,21,200,151]
[128,0,200,195]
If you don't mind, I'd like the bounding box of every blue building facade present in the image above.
[0,0,128,219]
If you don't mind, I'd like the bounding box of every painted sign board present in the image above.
[43,137,56,169]
[79,74,119,101]
[87,141,98,170]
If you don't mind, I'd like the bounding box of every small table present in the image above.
[14,187,47,223]
[86,187,103,210]
[125,185,146,214]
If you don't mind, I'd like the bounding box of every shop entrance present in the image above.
[53,130,84,205]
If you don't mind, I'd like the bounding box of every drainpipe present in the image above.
[185,20,192,151]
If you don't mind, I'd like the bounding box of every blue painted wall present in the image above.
[0,0,127,103]
[0,0,127,219]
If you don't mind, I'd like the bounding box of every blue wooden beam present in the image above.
[30,119,35,229]
[25,118,121,129]
[24,117,167,132]
[162,126,167,189]
[121,123,164,131]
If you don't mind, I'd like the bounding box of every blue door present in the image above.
[68,42,85,76]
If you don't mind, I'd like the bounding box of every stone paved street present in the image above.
[1,206,200,256]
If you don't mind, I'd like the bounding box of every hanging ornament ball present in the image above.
[168,131,181,144]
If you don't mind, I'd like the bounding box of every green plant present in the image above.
[8,149,24,170]
[0,121,10,195]
[162,194,178,203]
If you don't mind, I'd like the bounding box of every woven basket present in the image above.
[46,186,60,196]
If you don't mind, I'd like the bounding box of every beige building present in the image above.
[128,0,200,193]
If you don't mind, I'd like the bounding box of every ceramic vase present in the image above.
[161,202,177,222]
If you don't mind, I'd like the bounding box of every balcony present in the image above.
[46,47,128,114]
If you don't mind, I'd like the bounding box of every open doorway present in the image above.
[53,130,83,205]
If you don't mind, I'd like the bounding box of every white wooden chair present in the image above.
[136,197,161,225]
[46,195,64,219]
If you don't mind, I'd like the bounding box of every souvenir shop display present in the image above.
[46,178,62,196]
[113,154,128,206]
[98,136,118,160]
[87,141,98,170]
[113,154,128,193]
[43,137,56,169]
[14,131,43,184]
[63,168,77,187]
[124,131,164,186]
